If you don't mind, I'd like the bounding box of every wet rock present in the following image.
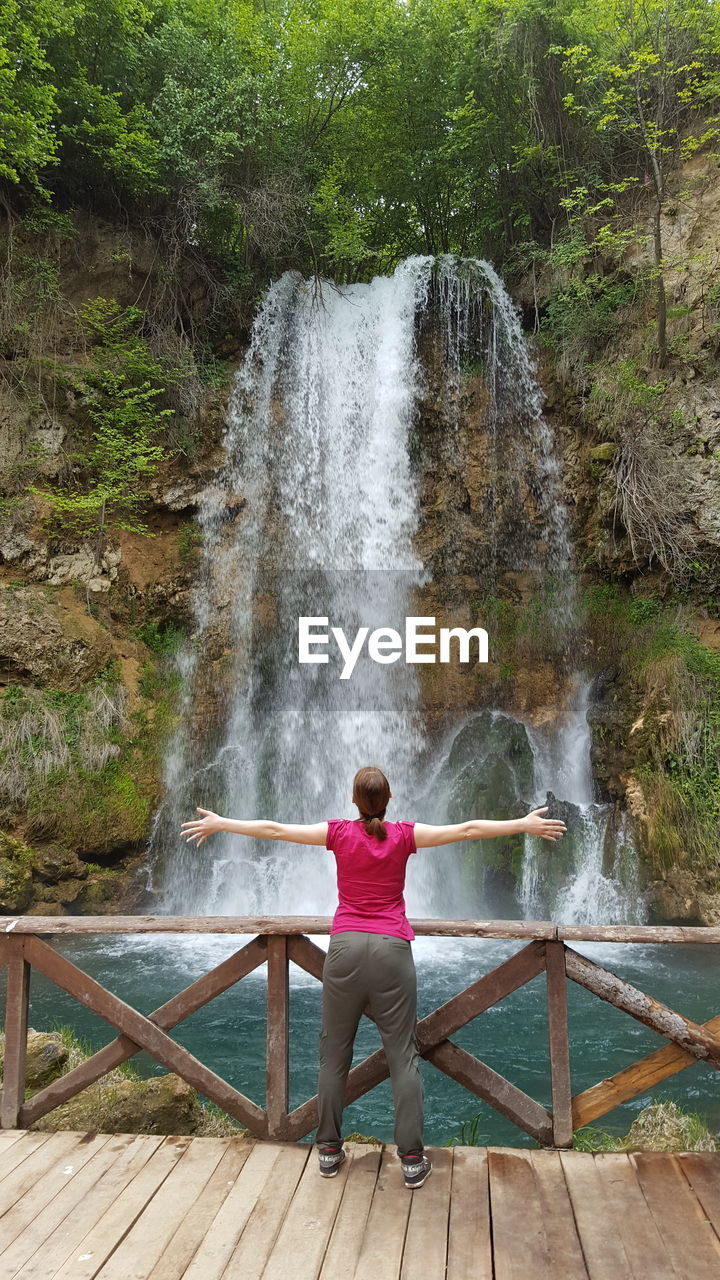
[32,846,88,884]
[589,442,616,463]
[0,1030,70,1089]
[0,832,34,912]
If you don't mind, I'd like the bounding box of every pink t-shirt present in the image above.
[325,818,417,941]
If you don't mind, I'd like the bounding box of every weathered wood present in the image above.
[593,1152,677,1280]
[427,1041,553,1145]
[676,1151,720,1237]
[146,1140,253,1280]
[18,1134,166,1280]
[0,914,561,938]
[564,946,720,1065]
[263,1139,352,1280]
[353,1146,413,1280]
[630,1151,720,1272]
[0,939,30,1129]
[182,1142,282,1280]
[487,1148,554,1279]
[559,923,720,944]
[0,1132,113,1265]
[446,1147,493,1280]
[220,1143,309,1279]
[266,935,290,1140]
[20,935,269,1135]
[50,1136,194,1280]
[0,1131,85,1211]
[401,1147,452,1279]
[572,1012,720,1129]
[0,1130,54,1182]
[559,1151,634,1279]
[21,936,268,1126]
[87,1136,230,1280]
[287,934,327,981]
[318,1145,382,1279]
[527,1151,587,1278]
[545,940,573,1148]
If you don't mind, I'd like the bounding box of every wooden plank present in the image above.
[0,1131,112,1258]
[87,1136,230,1280]
[181,1142,283,1280]
[21,936,268,1135]
[0,1132,54,1184]
[50,1135,192,1280]
[353,1146,413,1280]
[9,1134,166,1280]
[318,1145,382,1279]
[676,1152,720,1236]
[545,941,573,1147]
[488,1148,553,1279]
[427,1040,553,1144]
[266,935,289,1140]
[446,1147,492,1280]
[559,1151,634,1280]
[220,1143,309,1279]
[0,1131,26,1155]
[287,935,327,982]
[23,936,268,1126]
[594,1153,676,1279]
[262,1141,354,1280]
[559,924,720,944]
[630,1151,720,1271]
[145,1139,253,1280]
[572,1013,720,1129]
[0,1131,86,1211]
[0,916,560,939]
[527,1151,587,1278]
[400,1146,452,1279]
[1,942,30,1129]
[4,915,720,941]
[564,946,720,1065]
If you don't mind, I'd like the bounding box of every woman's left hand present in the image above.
[180,807,224,846]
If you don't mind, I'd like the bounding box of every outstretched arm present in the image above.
[180,808,328,848]
[414,806,566,848]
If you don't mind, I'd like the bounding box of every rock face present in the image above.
[0,585,113,687]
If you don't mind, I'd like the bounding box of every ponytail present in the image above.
[352,765,391,841]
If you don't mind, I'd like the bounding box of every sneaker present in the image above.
[318,1144,346,1178]
[400,1150,432,1189]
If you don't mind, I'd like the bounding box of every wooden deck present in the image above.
[0,1131,718,1279]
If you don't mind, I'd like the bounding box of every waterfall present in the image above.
[149,255,643,926]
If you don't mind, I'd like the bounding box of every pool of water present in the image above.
[3,933,718,1146]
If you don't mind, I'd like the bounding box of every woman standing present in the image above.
[180,764,565,1189]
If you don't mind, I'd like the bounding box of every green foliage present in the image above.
[583,584,720,871]
[134,621,185,655]
[33,299,173,540]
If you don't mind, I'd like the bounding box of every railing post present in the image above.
[1,937,30,1129]
[545,940,573,1148]
[266,934,289,1140]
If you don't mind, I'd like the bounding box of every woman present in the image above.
[180,765,566,1189]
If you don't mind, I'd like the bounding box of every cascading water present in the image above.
[149,254,644,926]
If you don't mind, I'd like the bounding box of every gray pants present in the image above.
[316,930,424,1155]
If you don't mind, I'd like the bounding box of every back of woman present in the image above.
[326,817,416,941]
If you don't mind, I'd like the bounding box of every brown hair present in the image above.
[352,765,391,841]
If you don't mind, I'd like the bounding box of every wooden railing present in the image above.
[1,917,718,1146]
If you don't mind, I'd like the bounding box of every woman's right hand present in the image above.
[522,807,567,842]
[180,807,225,847]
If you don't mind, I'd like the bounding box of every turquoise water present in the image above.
[3,932,718,1146]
